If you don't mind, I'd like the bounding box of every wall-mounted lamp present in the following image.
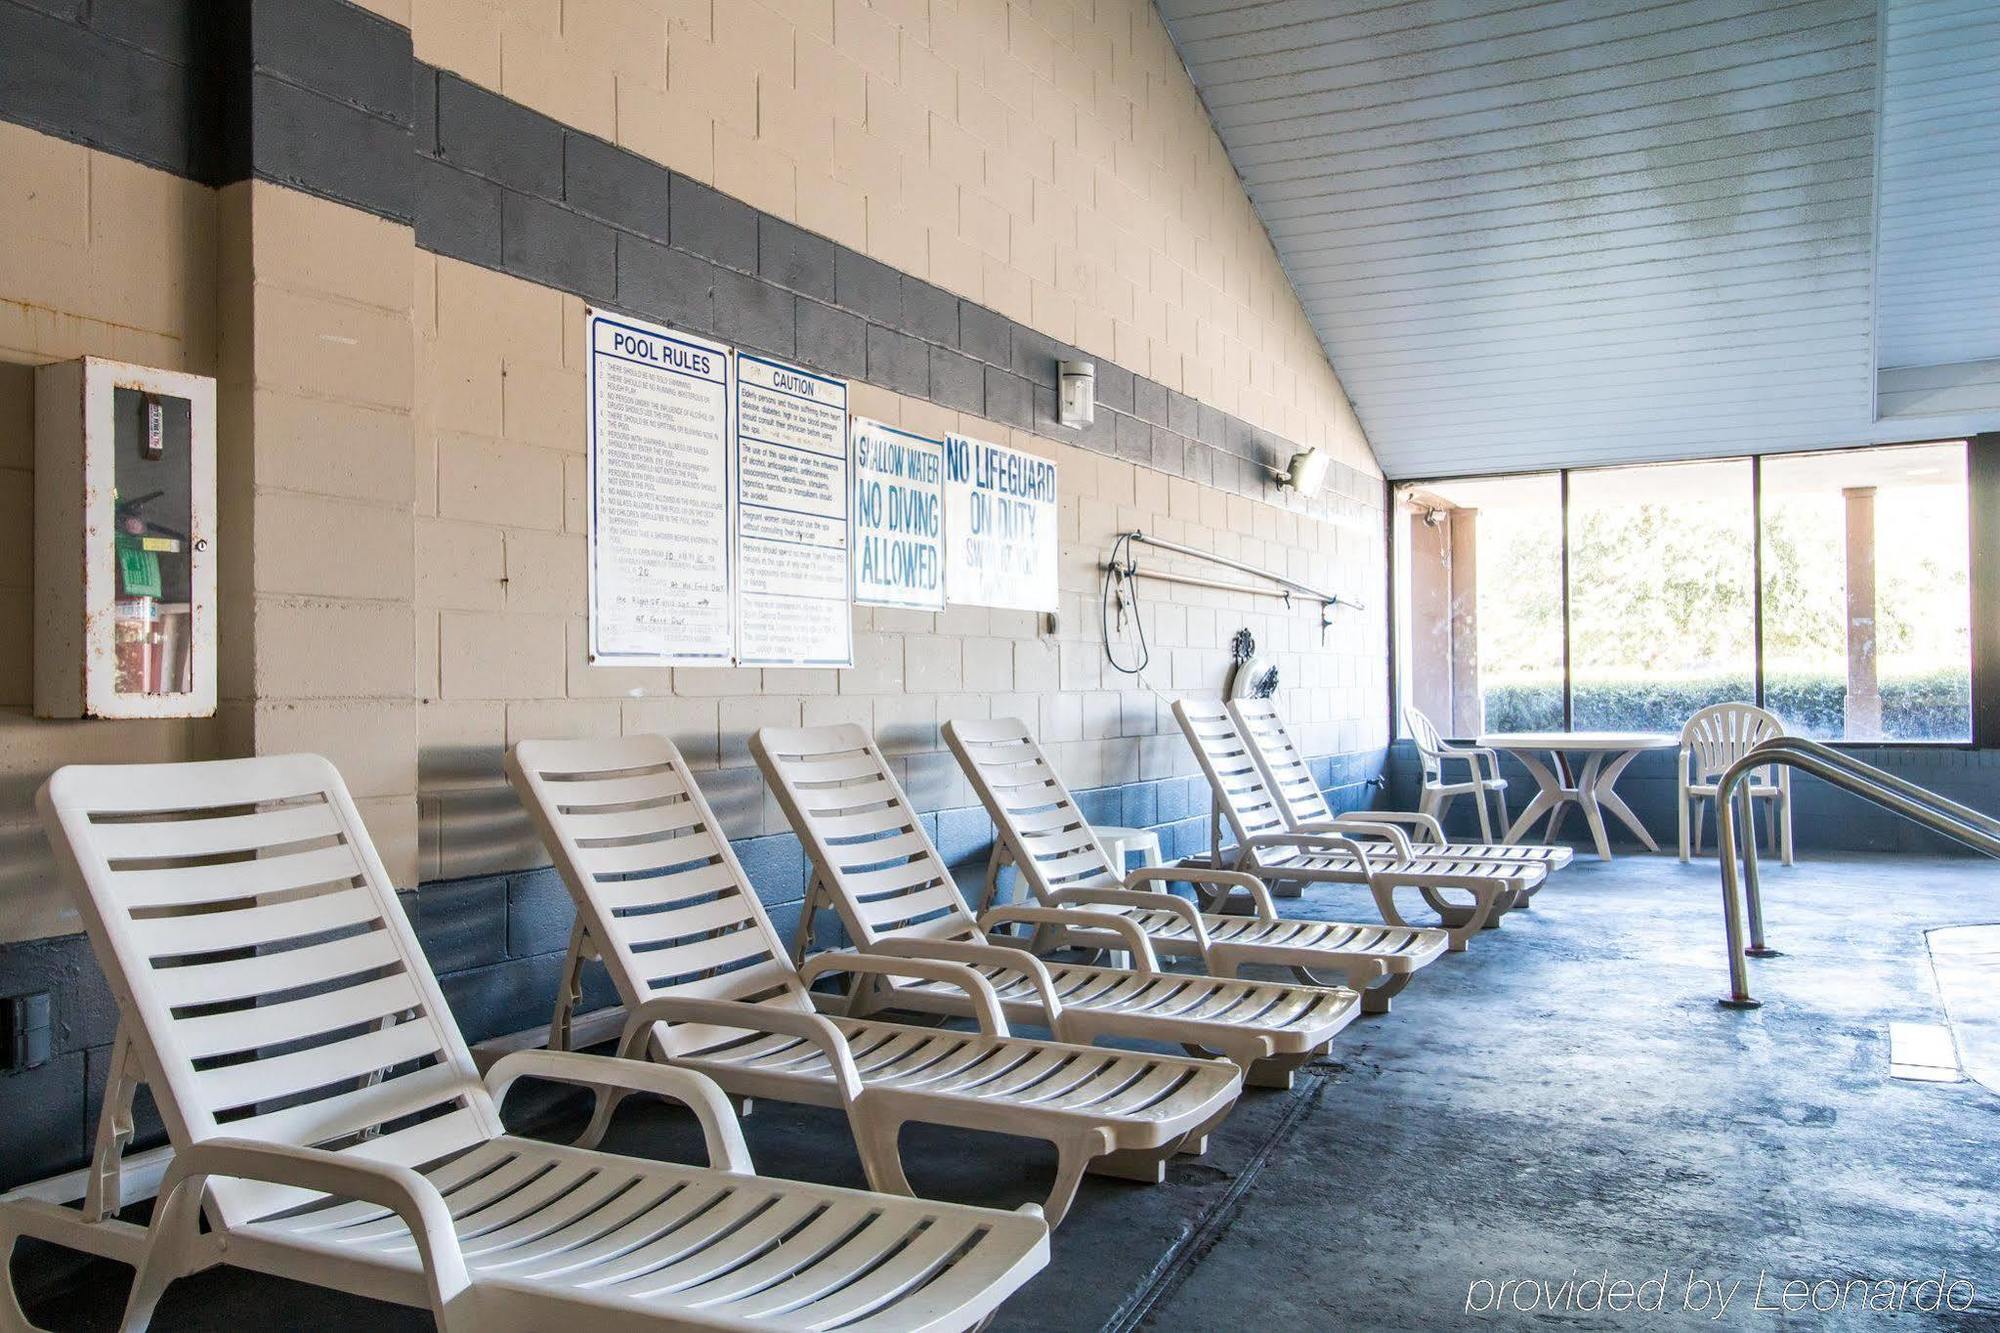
[1274,447,1330,498]
[1058,360,1095,428]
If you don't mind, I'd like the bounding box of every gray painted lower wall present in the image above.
[0,749,1388,1195]
[1385,740,2000,855]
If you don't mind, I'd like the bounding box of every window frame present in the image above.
[1388,435,1992,749]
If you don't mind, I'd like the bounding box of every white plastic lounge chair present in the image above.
[940,718,1449,1016]
[508,734,1243,1223]
[1403,706,1511,841]
[1176,701,1544,950]
[724,726,1360,1087]
[3,754,1047,1331]
[1229,698,1573,886]
[1678,702,1794,864]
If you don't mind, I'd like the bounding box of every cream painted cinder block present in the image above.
[501,358,584,450]
[622,695,722,769]
[502,528,585,613]
[0,121,88,249]
[252,699,417,800]
[252,390,416,506]
[254,491,415,602]
[506,696,622,745]
[416,516,506,611]
[250,285,415,410]
[418,697,508,788]
[247,182,413,313]
[439,610,568,699]
[437,434,567,531]
[256,597,416,700]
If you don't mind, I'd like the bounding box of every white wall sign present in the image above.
[734,352,852,667]
[585,308,733,666]
[943,433,1059,612]
[851,418,945,611]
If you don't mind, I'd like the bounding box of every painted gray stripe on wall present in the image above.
[0,0,1381,520]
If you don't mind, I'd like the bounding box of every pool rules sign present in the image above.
[584,308,733,666]
[942,434,1058,612]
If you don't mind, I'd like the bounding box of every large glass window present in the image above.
[1394,441,1973,743]
[1568,459,1756,731]
[1760,443,1970,740]
[1392,475,1562,735]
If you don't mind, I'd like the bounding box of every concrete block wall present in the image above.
[396,0,1371,472]
[0,0,1392,1192]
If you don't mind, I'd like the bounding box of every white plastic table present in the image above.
[1094,825,1163,869]
[1476,732,1679,860]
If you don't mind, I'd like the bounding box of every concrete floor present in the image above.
[18,852,2000,1329]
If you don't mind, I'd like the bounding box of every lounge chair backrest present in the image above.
[1681,702,1784,784]
[751,724,981,948]
[37,755,499,1229]
[942,717,1125,898]
[1228,699,1334,829]
[508,735,812,1059]
[1173,699,1292,857]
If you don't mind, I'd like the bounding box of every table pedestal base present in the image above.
[1503,747,1660,860]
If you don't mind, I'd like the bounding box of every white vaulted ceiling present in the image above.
[1159,0,2000,479]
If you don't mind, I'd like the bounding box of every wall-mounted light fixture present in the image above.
[1274,447,1330,498]
[1058,360,1095,428]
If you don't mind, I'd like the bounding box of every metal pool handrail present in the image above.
[1716,736,2000,1008]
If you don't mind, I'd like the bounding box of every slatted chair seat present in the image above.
[943,718,1450,1017]
[1175,701,1545,952]
[3,755,1047,1332]
[509,735,1243,1226]
[1228,698,1574,883]
[750,723,1374,1086]
[236,1133,1038,1329]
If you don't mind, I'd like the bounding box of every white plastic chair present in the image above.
[1402,707,1509,842]
[1678,702,1794,864]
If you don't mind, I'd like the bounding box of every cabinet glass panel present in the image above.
[111,387,196,697]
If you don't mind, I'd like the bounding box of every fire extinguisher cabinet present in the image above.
[35,357,217,719]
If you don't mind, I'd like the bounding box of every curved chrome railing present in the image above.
[1715,736,2000,1007]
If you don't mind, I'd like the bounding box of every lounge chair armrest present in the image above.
[979,905,1163,973]
[799,951,1011,1038]
[1236,830,1379,870]
[1313,817,1417,859]
[486,1047,754,1174]
[170,1138,469,1303]
[1123,865,1277,920]
[1325,811,1444,845]
[622,994,867,1109]
[869,936,1076,1036]
[1043,887,1212,951]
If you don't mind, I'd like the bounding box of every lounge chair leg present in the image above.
[120,1170,206,1332]
[1692,801,1705,857]
[853,1112,913,1197]
[1084,1148,1167,1184]
[977,844,1006,914]
[1246,1056,1298,1091]
[0,1213,42,1332]
[1440,891,1494,952]
[1043,1137,1108,1227]
[1355,972,1411,1015]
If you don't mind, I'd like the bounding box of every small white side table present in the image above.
[1093,825,1163,871]
[976,824,1162,912]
